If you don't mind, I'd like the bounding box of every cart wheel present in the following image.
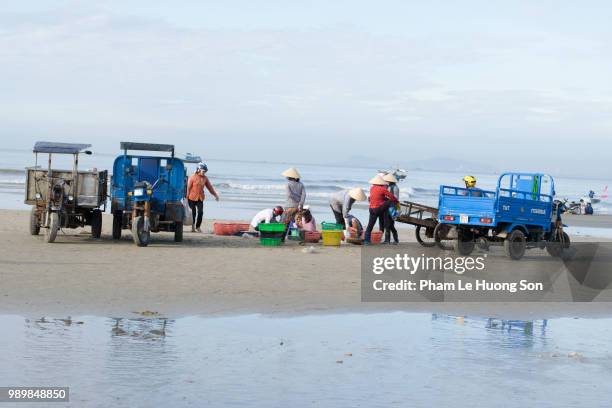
[546,231,570,258]
[454,228,475,256]
[132,216,150,247]
[434,223,453,250]
[91,209,102,239]
[174,221,183,242]
[504,229,526,260]
[29,207,40,236]
[112,211,123,240]
[44,212,59,243]
[416,224,436,247]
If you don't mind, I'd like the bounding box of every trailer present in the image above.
[395,200,439,247]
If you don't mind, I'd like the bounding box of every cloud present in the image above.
[0,4,611,174]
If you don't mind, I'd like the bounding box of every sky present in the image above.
[1,1,611,175]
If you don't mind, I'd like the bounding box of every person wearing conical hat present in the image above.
[383,173,399,198]
[281,167,306,226]
[329,187,366,229]
[382,173,400,244]
[364,174,398,245]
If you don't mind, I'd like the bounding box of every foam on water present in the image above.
[1,149,610,217]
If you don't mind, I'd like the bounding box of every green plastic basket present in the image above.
[321,222,343,231]
[260,237,283,246]
[258,222,287,232]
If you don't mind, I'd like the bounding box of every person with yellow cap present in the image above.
[463,175,483,197]
[364,175,399,245]
[329,187,367,229]
[382,173,400,244]
[281,167,306,226]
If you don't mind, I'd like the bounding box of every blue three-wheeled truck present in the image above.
[111,142,186,247]
[435,172,570,260]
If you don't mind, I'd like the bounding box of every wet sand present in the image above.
[1,209,612,319]
[564,213,612,228]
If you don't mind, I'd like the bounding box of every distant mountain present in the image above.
[405,157,498,174]
[339,155,498,174]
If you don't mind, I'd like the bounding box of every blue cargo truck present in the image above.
[110,142,186,247]
[435,172,570,260]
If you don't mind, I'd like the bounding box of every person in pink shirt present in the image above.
[296,206,317,232]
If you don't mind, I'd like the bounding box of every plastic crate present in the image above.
[260,237,283,246]
[258,222,287,232]
[213,223,251,236]
[304,231,321,243]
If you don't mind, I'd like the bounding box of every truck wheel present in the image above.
[504,229,526,260]
[416,224,436,247]
[91,209,102,239]
[132,216,150,247]
[476,237,490,251]
[546,231,570,258]
[174,222,183,242]
[454,228,475,256]
[29,207,40,235]
[44,212,59,243]
[434,223,453,250]
[112,211,123,240]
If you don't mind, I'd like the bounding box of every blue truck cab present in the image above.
[110,142,186,246]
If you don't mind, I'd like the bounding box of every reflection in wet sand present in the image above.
[1,313,611,407]
[111,318,169,339]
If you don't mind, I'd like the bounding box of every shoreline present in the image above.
[1,209,612,320]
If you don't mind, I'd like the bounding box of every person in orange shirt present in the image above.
[186,163,219,232]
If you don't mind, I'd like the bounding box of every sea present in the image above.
[2,147,610,229]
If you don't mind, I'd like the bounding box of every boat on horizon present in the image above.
[377,168,408,181]
[183,152,202,163]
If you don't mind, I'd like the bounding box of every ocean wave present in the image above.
[0,179,25,186]
[216,182,348,192]
[0,168,26,175]
[216,182,285,191]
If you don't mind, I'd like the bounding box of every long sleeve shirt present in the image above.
[187,174,217,202]
[369,185,398,208]
[250,208,277,229]
[329,190,355,218]
[388,184,400,200]
[285,179,306,209]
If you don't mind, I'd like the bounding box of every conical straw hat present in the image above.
[369,175,388,185]
[382,173,398,183]
[348,188,366,201]
[281,167,301,179]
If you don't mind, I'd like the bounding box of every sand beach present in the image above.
[2,209,611,319]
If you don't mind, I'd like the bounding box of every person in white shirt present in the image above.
[250,206,284,231]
